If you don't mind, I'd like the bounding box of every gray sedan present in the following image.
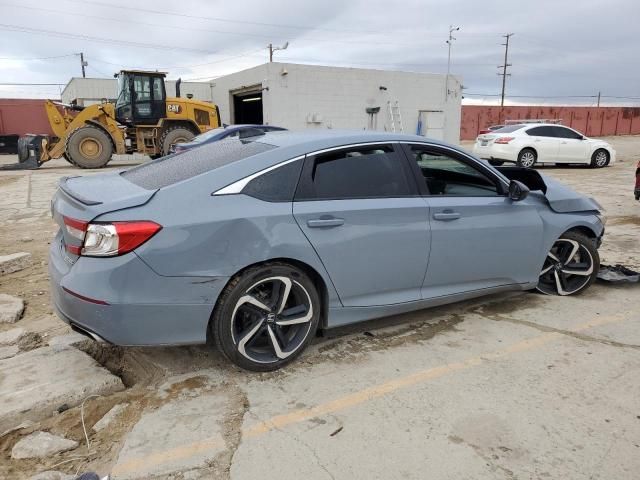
[49,131,605,371]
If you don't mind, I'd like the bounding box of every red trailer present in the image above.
[0,99,55,154]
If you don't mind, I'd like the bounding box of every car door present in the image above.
[525,126,561,162]
[293,143,431,307]
[551,126,589,163]
[400,143,545,298]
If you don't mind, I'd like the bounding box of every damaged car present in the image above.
[49,131,605,371]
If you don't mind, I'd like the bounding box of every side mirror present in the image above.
[508,179,530,201]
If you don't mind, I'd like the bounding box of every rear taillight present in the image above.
[494,136,515,144]
[478,129,490,135]
[62,216,161,257]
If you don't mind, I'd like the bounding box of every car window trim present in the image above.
[213,141,400,197]
[213,155,305,195]
[213,140,508,199]
[294,142,420,202]
[399,142,509,197]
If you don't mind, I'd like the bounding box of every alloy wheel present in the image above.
[231,276,314,364]
[594,150,608,167]
[536,239,594,295]
[519,151,536,168]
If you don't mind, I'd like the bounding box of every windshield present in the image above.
[115,74,131,108]
[190,127,227,144]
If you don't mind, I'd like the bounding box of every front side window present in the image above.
[115,74,131,108]
[526,126,556,137]
[552,126,583,139]
[296,145,413,200]
[133,75,151,102]
[409,146,500,196]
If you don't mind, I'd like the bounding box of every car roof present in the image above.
[253,129,448,154]
[224,124,283,130]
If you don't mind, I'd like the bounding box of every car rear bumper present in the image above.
[472,143,518,162]
[49,233,228,346]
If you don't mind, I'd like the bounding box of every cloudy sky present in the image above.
[0,0,636,105]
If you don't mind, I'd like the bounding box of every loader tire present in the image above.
[66,126,113,169]
[160,127,195,156]
[17,136,31,162]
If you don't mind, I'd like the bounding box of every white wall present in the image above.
[61,78,214,105]
[211,63,462,143]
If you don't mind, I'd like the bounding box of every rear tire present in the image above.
[590,149,609,168]
[517,148,537,168]
[65,126,113,169]
[212,263,320,372]
[160,127,195,156]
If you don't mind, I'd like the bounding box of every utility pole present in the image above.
[268,42,289,62]
[597,91,601,107]
[497,33,514,107]
[445,25,460,100]
[78,52,87,78]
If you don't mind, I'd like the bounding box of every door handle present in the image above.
[561,141,567,144]
[534,139,541,142]
[307,217,345,228]
[433,211,461,221]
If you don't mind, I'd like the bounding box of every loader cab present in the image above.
[115,70,167,126]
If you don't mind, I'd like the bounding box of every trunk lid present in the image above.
[52,173,157,261]
[476,134,498,146]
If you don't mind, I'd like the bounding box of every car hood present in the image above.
[541,175,602,213]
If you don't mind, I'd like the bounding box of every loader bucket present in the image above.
[0,134,44,171]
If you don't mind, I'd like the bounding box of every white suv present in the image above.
[473,123,615,168]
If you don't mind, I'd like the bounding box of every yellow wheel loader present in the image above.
[11,70,220,170]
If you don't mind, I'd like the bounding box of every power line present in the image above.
[62,0,396,35]
[0,82,66,85]
[0,53,76,61]
[60,0,505,40]
[0,2,429,48]
[0,23,216,54]
[90,48,265,71]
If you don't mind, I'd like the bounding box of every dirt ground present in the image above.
[0,138,638,480]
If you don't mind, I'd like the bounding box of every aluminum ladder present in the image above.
[387,100,404,133]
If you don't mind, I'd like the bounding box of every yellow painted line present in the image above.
[111,311,634,476]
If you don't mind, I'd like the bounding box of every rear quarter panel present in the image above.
[98,188,342,309]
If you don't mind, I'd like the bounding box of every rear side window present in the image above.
[122,138,276,189]
[494,125,524,133]
[295,145,414,200]
[242,159,303,202]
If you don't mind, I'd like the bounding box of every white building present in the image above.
[59,63,462,142]
[61,78,214,106]
[212,62,462,142]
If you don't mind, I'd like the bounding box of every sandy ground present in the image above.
[0,138,638,479]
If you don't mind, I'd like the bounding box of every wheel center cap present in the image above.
[555,263,563,271]
[266,313,276,323]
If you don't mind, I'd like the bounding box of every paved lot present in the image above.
[0,138,638,479]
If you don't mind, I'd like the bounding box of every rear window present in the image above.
[122,138,276,189]
[191,127,226,143]
[493,124,524,133]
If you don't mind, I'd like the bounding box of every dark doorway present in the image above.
[233,91,263,124]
